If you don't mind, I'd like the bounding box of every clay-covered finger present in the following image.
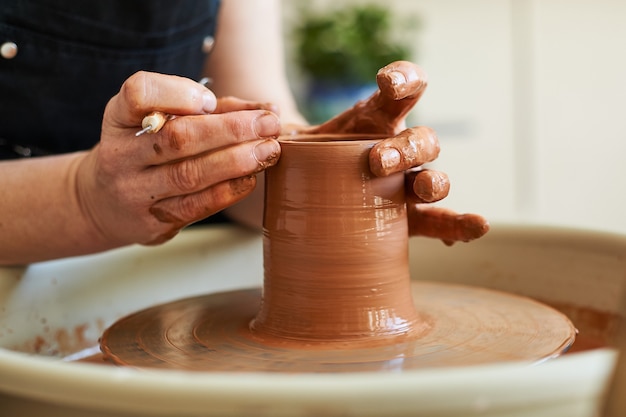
[376,61,428,101]
[145,110,280,164]
[369,126,440,177]
[145,138,280,199]
[145,175,257,245]
[405,169,450,204]
[106,71,217,128]
[407,205,490,245]
[310,61,428,136]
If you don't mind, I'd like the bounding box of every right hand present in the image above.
[75,71,281,247]
[289,61,489,245]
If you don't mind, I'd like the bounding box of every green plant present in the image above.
[293,4,414,86]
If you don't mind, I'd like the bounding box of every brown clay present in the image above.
[289,61,488,245]
[86,303,614,368]
[251,134,421,342]
[99,283,576,372]
[310,61,428,136]
[405,169,450,204]
[407,205,491,245]
[100,134,576,372]
[543,300,621,353]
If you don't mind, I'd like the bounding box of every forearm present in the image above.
[205,0,306,127]
[207,0,307,228]
[0,152,111,265]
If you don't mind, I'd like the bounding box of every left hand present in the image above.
[77,72,282,247]
[292,61,489,244]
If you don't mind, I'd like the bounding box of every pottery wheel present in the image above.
[100,281,576,372]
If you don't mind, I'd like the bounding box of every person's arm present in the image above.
[204,0,305,126]
[0,72,282,265]
[204,0,306,228]
[0,152,112,263]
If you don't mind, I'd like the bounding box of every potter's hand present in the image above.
[76,71,281,246]
[311,61,440,180]
[311,60,425,135]
[307,61,489,244]
[404,170,489,245]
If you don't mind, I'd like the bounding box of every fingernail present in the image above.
[388,71,407,87]
[258,102,281,115]
[380,148,401,173]
[253,112,280,138]
[202,91,217,113]
[253,139,280,168]
[414,171,450,203]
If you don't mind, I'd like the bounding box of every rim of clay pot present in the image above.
[279,133,386,144]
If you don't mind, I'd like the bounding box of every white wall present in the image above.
[526,0,626,234]
[282,0,626,234]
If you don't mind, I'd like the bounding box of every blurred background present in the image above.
[281,0,626,235]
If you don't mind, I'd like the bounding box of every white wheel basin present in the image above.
[0,223,624,417]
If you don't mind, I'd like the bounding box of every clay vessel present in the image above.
[96,136,576,370]
[251,134,422,343]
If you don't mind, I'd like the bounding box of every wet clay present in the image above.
[100,282,576,372]
[251,135,421,342]
[544,300,621,353]
[309,61,428,137]
[100,134,576,372]
[88,302,614,368]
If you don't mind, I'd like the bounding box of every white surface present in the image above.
[1,223,625,416]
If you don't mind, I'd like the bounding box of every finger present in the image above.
[214,96,280,115]
[405,169,450,204]
[105,71,217,128]
[144,138,280,200]
[144,110,280,165]
[369,126,440,177]
[377,61,428,101]
[312,61,427,136]
[145,175,257,245]
[407,205,490,245]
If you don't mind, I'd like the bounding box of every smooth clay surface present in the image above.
[100,282,576,372]
[101,135,575,371]
[253,135,418,341]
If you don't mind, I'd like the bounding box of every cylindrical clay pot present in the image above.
[99,136,577,370]
[251,134,421,343]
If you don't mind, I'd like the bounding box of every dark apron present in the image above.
[0,0,229,224]
[0,0,220,158]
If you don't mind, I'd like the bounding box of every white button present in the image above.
[1,42,18,59]
[202,36,214,53]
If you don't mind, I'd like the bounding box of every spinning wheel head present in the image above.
[100,283,576,372]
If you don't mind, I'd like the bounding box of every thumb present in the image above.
[105,71,217,129]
